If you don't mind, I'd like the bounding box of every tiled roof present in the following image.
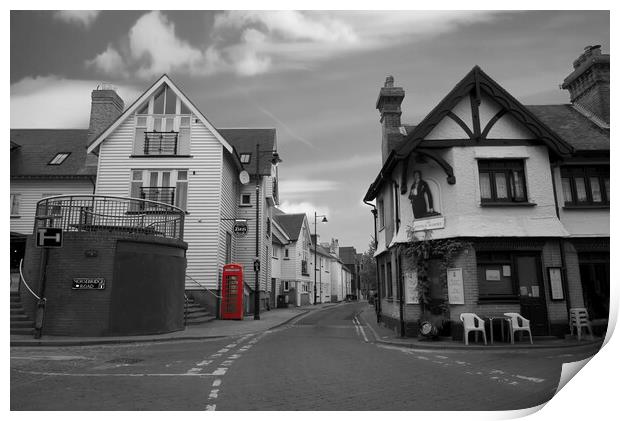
[526,105,610,152]
[10,129,96,178]
[217,128,277,176]
[273,213,305,241]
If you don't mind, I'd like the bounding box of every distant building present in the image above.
[340,246,360,299]
[364,46,609,338]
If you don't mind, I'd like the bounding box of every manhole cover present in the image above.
[106,357,143,364]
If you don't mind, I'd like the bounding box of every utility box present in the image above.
[221,264,244,320]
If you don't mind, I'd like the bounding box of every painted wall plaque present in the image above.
[447,268,465,304]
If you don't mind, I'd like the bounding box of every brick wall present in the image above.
[21,231,186,336]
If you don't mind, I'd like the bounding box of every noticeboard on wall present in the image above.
[404,270,419,304]
[548,267,564,301]
[447,268,464,304]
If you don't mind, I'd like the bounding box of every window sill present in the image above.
[130,155,193,158]
[480,202,536,207]
[477,297,520,304]
[563,204,610,210]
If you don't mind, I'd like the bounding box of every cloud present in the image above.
[54,11,100,29]
[277,201,330,220]
[288,154,381,176]
[11,75,141,128]
[278,179,340,197]
[87,10,501,79]
[85,45,128,78]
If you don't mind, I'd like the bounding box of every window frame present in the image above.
[240,193,252,207]
[10,193,20,217]
[48,152,71,165]
[239,153,251,164]
[561,165,609,207]
[478,159,528,204]
[377,199,385,230]
[129,169,188,210]
[476,251,519,301]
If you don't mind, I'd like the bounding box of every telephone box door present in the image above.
[221,264,244,320]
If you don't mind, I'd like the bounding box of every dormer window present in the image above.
[133,83,192,156]
[48,152,70,165]
[240,153,251,164]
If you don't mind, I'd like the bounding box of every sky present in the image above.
[9,9,610,252]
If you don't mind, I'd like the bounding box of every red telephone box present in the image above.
[221,264,244,320]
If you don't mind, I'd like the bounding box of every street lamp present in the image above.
[253,143,282,320]
[313,212,328,305]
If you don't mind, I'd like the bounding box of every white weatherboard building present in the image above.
[87,74,280,313]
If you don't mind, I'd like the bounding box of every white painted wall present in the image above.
[94,116,225,290]
[10,179,95,235]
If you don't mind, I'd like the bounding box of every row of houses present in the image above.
[363,46,610,338]
[10,74,356,319]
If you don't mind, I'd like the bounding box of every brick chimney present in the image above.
[330,238,339,257]
[561,45,609,124]
[376,75,405,164]
[88,84,124,143]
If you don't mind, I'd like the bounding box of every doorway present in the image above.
[515,254,548,336]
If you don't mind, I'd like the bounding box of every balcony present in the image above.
[301,260,309,276]
[143,131,179,155]
[140,187,176,206]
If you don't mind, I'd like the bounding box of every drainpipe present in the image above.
[550,163,572,321]
[363,199,381,322]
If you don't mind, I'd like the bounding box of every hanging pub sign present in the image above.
[233,220,248,237]
[407,170,445,232]
[72,278,105,290]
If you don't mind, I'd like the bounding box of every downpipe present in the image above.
[363,199,381,323]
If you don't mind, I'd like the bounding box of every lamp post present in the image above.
[313,212,328,305]
[253,143,281,320]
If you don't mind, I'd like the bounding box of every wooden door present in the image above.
[515,254,548,336]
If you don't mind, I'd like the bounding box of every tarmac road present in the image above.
[10,302,599,410]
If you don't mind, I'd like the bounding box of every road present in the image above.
[10,302,599,410]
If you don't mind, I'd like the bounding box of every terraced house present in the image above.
[84,75,281,315]
[364,46,609,339]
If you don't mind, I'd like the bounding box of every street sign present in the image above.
[36,228,63,248]
[72,278,106,290]
[233,220,248,237]
[253,259,260,272]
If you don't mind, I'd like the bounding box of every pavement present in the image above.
[357,303,605,352]
[10,302,338,347]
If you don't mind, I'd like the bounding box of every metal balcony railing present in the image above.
[144,131,179,155]
[34,195,185,240]
[140,187,175,206]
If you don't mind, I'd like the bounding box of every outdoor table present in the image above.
[487,316,507,344]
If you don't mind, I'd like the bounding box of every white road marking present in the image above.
[205,404,216,411]
[417,356,429,360]
[221,360,233,366]
[210,367,228,376]
[13,369,223,377]
[197,360,213,367]
[435,355,448,359]
[186,367,203,374]
[515,375,545,383]
[212,379,222,387]
[228,354,241,359]
[209,389,219,399]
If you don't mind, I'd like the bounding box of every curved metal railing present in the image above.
[34,195,185,240]
[19,259,41,300]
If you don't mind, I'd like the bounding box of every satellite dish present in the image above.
[239,170,250,185]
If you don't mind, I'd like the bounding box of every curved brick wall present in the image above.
[21,231,187,336]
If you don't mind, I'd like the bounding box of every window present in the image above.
[130,169,188,210]
[478,160,527,203]
[477,251,517,300]
[266,217,271,238]
[240,194,251,206]
[133,83,191,156]
[283,281,290,292]
[378,199,385,229]
[10,194,19,216]
[272,247,279,259]
[284,248,289,259]
[240,153,251,164]
[48,153,70,165]
[561,166,609,206]
[379,263,386,298]
[386,262,393,298]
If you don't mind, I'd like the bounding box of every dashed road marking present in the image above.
[209,389,219,399]
[212,379,222,387]
[205,404,216,411]
[515,375,545,383]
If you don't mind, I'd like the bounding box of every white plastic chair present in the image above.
[569,308,594,341]
[460,313,487,345]
[504,313,533,344]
